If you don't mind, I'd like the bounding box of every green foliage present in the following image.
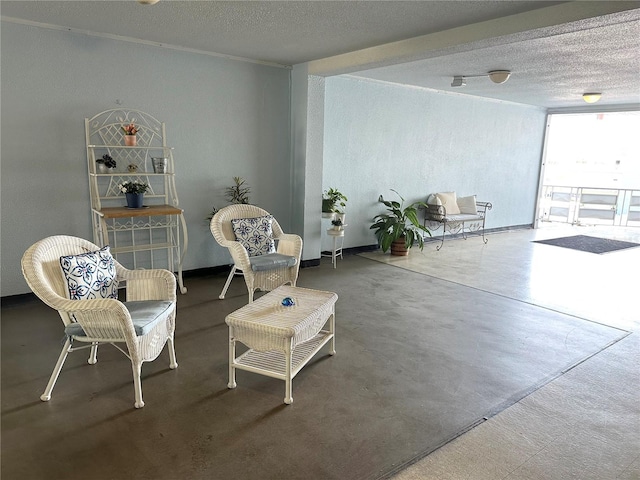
[97,154,116,168]
[322,187,348,213]
[225,176,251,205]
[119,181,149,194]
[207,176,251,220]
[369,189,431,252]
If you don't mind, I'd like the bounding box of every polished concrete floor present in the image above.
[2,224,638,479]
[371,224,639,480]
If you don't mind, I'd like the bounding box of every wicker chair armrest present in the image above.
[62,298,138,341]
[276,233,303,258]
[227,241,252,272]
[118,268,177,302]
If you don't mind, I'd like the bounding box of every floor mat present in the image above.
[533,235,640,254]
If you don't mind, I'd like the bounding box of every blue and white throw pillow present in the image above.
[59,246,118,300]
[231,215,276,257]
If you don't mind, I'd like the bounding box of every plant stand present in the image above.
[86,109,188,293]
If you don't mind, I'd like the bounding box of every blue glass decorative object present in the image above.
[281,297,295,307]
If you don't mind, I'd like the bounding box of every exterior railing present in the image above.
[539,185,640,226]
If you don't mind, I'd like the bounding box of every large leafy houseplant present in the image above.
[370,190,431,252]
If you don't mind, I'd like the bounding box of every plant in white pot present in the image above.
[370,189,431,256]
[96,154,117,173]
[330,218,344,231]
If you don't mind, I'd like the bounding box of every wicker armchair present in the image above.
[21,235,178,408]
[210,205,303,303]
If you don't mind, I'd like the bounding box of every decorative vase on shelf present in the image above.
[125,193,144,209]
[124,135,137,146]
[151,157,168,173]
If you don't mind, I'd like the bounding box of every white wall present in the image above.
[322,76,548,248]
[1,22,291,296]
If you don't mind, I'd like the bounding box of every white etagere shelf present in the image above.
[85,109,188,293]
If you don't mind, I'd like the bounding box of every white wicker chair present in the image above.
[210,205,303,303]
[21,235,178,408]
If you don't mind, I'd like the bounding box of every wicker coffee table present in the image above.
[225,285,338,404]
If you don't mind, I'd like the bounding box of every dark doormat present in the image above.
[533,234,640,254]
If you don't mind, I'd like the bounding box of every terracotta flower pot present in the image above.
[124,135,137,146]
[390,238,409,256]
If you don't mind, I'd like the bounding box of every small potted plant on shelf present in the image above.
[330,218,344,231]
[370,189,431,256]
[122,123,139,146]
[119,181,149,209]
[96,154,117,173]
[322,187,348,222]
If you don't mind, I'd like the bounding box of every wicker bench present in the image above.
[423,192,492,250]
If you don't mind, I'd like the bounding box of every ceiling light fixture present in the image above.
[582,93,602,103]
[138,0,160,4]
[488,70,511,84]
[450,70,511,88]
[451,76,466,87]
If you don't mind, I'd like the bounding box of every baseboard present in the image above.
[1,292,37,308]
[424,223,533,242]
[2,229,529,304]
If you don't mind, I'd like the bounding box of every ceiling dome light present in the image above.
[583,93,602,103]
[488,70,511,84]
[138,0,160,4]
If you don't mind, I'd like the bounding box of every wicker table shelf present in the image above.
[225,285,338,404]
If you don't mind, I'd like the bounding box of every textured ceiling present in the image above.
[2,1,639,109]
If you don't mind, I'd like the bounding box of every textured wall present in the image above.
[1,22,290,296]
[323,76,547,248]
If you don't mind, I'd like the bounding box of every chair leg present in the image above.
[481,218,488,244]
[88,342,98,364]
[219,265,237,299]
[436,222,446,251]
[132,362,144,408]
[167,337,178,369]
[41,338,72,402]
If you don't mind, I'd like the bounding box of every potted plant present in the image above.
[322,187,348,218]
[122,123,139,146]
[119,181,149,209]
[330,218,344,231]
[207,176,251,220]
[370,189,431,256]
[96,154,117,173]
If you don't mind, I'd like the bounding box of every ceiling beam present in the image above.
[308,2,640,76]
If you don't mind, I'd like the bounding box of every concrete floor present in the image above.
[2,224,638,479]
[374,224,639,480]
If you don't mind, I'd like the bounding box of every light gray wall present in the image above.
[322,76,547,248]
[1,23,549,297]
[1,22,291,296]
